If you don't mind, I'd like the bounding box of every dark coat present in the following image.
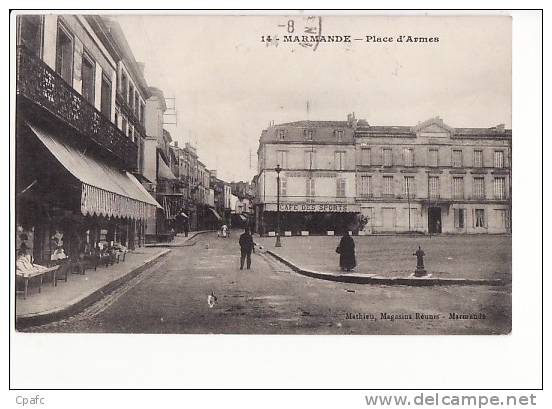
[239,232,254,252]
[337,234,356,270]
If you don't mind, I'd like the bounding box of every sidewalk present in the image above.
[256,235,509,286]
[15,246,171,327]
[145,230,213,247]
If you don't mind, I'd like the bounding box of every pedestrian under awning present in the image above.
[26,122,162,220]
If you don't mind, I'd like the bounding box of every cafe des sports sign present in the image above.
[265,203,360,213]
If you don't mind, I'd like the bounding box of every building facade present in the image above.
[255,117,361,235]
[15,14,161,262]
[255,115,511,236]
[355,117,511,234]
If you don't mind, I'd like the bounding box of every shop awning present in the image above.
[209,207,222,221]
[158,154,177,180]
[27,122,162,220]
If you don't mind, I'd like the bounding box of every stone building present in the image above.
[355,117,511,234]
[15,14,161,262]
[255,115,362,235]
[254,114,511,236]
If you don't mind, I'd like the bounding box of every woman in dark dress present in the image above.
[337,231,356,271]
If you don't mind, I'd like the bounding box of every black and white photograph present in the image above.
[12,13,514,336]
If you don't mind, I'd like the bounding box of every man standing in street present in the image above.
[239,227,254,270]
[183,217,189,237]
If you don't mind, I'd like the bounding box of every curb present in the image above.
[16,249,171,329]
[145,230,214,247]
[266,250,505,287]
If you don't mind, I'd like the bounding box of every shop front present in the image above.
[16,120,161,265]
[260,202,361,236]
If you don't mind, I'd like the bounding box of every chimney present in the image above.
[347,112,357,127]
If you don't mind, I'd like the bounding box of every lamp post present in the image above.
[407,178,411,233]
[275,164,282,247]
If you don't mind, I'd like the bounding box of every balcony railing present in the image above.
[16,46,138,170]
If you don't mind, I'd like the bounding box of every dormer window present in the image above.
[304,129,314,141]
[278,129,285,140]
[335,129,344,142]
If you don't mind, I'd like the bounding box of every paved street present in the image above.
[26,232,511,334]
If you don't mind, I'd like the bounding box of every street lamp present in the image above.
[275,164,282,247]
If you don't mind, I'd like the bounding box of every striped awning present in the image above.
[158,154,177,180]
[27,122,162,220]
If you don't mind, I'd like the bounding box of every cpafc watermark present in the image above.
[15,395,45,406]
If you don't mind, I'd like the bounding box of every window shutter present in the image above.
[454,209,459,228]
[472,208,475,228]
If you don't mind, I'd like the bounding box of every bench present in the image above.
[16,265,59,299]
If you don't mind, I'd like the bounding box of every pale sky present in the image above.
[112,15,511,183]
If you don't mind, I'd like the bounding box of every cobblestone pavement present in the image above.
[25,232,511,334]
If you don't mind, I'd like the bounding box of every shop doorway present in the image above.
[428,207,442,234]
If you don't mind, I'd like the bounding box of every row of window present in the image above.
[18,16,145,131]
[277,150,348,170]
[277,129,345,142]
[357,175,507,199]
[362,208,508,229]
[274,148,506,170]
[279,178,347,198]
[275,175,507,200]
[453,208,509,229]
[51,21,114,119]
[120,69,145,124]
[360,147,506,168]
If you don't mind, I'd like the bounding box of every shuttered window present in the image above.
[428,149,439,167]
[359,175,372,197]
[473,150,483,167]
[383,148,393,167]
[452,177,464,199]
[383,176,394,196]
[403,148,414,167]
[361,148,371,165]
[304,150,316,169]
[494,151,504,168]
[429,176,440,198]
[452,150,463,168]
[495,209,508,228]
[494,177,506,199]
[335,151,346,170]
[306,178,315,199]
[277,150,288,168]
[280,177,287,196]
[473,177,485,199]
[336,178,346,197]
[403,176,415,197]
[454,208,466,228]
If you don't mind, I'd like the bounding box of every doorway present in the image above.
[428,207,442,234]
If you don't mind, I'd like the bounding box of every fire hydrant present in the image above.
[413,245,427,277]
